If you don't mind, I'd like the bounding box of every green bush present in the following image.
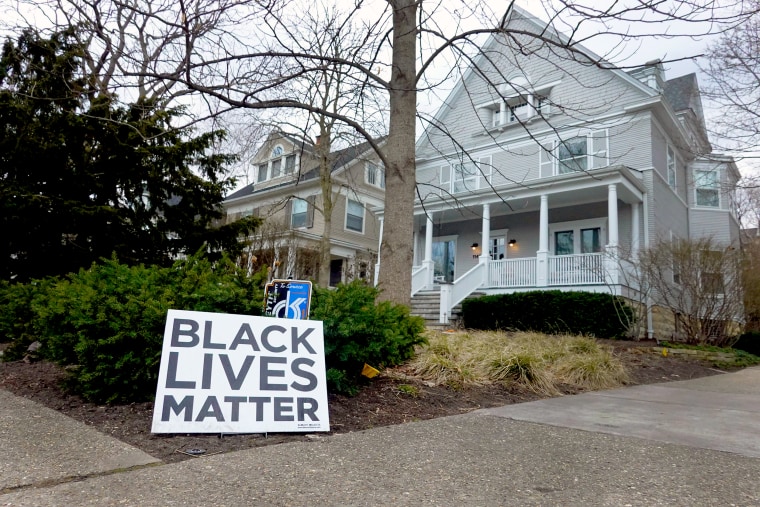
[461,291,631,338]
[310,281,426,395]
[0,278,56,359]
[30,253,267,403]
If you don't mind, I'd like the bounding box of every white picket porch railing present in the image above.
[432,252,612,324]
[488,258,537,287]
[547,253,605,285]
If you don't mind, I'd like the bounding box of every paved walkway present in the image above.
[2,367,759,506]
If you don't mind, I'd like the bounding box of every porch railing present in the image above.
[439,262,486,323]
[411,264,429,297]
[488,258,537,287]
[548,253,605,285]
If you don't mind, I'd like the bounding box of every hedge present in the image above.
[461,290,632,338]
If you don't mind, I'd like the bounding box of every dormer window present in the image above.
[256,144,298,182]
[482,79,556,129]
[366,162,385,189]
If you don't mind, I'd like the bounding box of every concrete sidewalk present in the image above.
[1,368,759,506]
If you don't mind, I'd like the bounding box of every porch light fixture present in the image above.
[509,239,517,247]
[471,242,480,258]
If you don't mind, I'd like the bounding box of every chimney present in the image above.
[315,135,321,146]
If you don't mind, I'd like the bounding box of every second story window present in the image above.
[291,198,309,228]
[366,162,385,188]
[667,146,677,188]
[695,169,720,207]
[346,199,364,233]
[558,137,588,173]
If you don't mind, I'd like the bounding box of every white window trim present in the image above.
[345,198,365,234]
[365,162,385,189]
[478,80,560,130]
[549,218,607,255]
[291,198,309,229]
[441,157,492,195]
[667,145,677,189]
[540,129,609,177]
[694,168,721,208]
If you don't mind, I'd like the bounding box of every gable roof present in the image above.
[224,136,384,202]
[416,5,658,152]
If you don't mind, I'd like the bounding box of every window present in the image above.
[580,228,602,253]
[257,164,268,183]
[555,231,574,255]
[366,162,385,189]
[551,221,606,255]
[271,158,282,178]
[509,100,529,122]
[257,145,293,182]
[667,146,676,188]
[291,199,309,228]
[452,163,477,193]
[346,199,364,232]
[284,155,296,174]
[490,237,506,260]
[695,169,719,207]
[558,137,588,173]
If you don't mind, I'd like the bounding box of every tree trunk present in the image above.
[377,0,418,306]
[317,129,334,287]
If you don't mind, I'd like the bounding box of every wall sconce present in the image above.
[508,239,517,247]
[471,242,481,258]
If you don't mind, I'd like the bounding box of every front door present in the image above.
[329,259,343,286]
[432,240,455,283]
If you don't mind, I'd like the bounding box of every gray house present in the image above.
[376,7,740,334]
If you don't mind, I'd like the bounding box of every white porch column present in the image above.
[631,202,640,258]
[536,194,549,286]
[480,203,491,286]
[607,184,619,247]
[606,184,620,286]
[374,217,383,286]
[423,214,435,289]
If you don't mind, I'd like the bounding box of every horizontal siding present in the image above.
[689,209,732,244]
[608,117,651,170]
[417,16,651,163]
[651,174,689,242]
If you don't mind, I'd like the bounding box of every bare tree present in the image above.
[701,1,760,165]
[12,0,755,305]
[639,237,743,346]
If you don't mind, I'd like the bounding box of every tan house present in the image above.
[223,131,385,286]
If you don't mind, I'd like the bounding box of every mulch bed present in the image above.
[0,340,725,463]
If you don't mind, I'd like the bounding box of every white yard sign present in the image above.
[151,310,329,434]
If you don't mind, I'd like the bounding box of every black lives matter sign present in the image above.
[151,310,329,434]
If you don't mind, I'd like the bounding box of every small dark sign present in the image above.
[264,280,312,319]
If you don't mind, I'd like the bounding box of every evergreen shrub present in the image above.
[310,281,426,395]
[29,253,266,403]
[461,291,631,338]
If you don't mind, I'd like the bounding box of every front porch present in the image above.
[393,168,647,324]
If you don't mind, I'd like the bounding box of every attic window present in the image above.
[482,82,555,129]
[257,145,297,182]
